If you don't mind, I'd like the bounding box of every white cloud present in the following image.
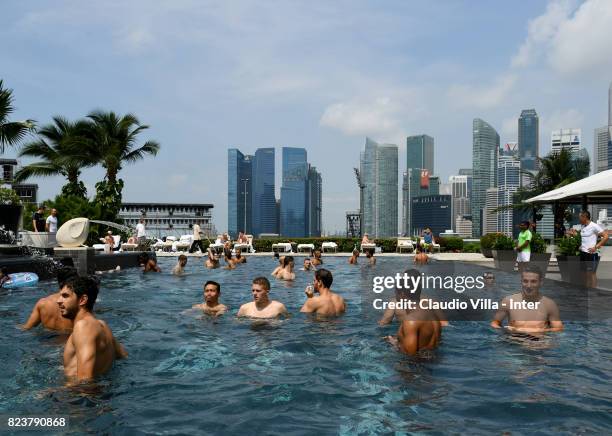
[447,74,517,109]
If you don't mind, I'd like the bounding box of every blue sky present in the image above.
[2,0,612,233]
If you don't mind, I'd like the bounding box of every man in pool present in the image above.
[302,258,313,271]
[414,247,429,265]
[172,254,188,275]
[144,257,161,273]
[271,255,285,277]
[348,249,359,264]
[22,267,78,331]
[311,249,323,266]
[365,248,376,265]
[234,248,247,264]
[205,248,220,269]
[192,280,227,316]
[59,276,127,380]
[490,265,563,333]
[301,268,346,316]
[386,269,443,356]
[276,256,295,280]
[237,277,288,319]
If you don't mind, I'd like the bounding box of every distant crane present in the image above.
[353,168,365,237]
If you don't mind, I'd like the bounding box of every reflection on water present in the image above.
[0,257,610,434]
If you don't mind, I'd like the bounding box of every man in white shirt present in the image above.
[189,223,204,253]
[135,218,146,245]
[46,208,59,233]
[578,210,609,288]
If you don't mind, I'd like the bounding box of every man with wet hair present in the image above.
[348,249,359,265]
[311,249,323,266]
[303,258,313,271]
[144,257,161,273]
[491,265,563,333]
[276,256,295,280]
[234,248,247,264]
[301,268,346,316]
[192,280,227,316]
[365,248,376,265]
[172,254,188,275]
[237,277,288,319]
[22,267,78,331]
[414,246,429,265]
[59,276,127,380]
[205,248,220,269]
[386,269,442,355]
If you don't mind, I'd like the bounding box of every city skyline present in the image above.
[3,1,612,233]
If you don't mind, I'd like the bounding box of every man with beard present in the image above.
[58,276,127,380]
[491,265,563,333]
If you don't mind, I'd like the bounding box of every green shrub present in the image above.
[492,234,514,250]
[439,236,463,252]
[463,242,480,253]
[480,233,499,250]
[0,188,22,205]
[249,237,398,253]
[531,232,547,254]
[556,233,581,256]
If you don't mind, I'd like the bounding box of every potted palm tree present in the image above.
[556,233,583,285]
[480,233,498,258]
[492,234,516,272]
[530,232,551,276]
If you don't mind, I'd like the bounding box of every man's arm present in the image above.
[21,300,42,330]
[236,304,246,317]
[378,307,395,326]
[113,336,128,359]
[590,229,609,253]
[300,298,316,313]
[398,321,419,355]
[72,323,97,380]
[32,218,39,232]
[545,299,564,332]
[490,298,510,328]
[45,217,50,232]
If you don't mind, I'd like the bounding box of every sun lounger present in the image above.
[420,238,441,252]
[233,234,255,253]
[360,242,379,253]
[297,243,315,254]
[175,235,192,252]
[321,241,338,253]
[272,242,292,253]
[396,237,414,253]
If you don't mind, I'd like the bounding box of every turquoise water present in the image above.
[0,257,611,434]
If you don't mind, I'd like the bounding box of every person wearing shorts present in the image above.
[515,221,532,272]
[578,210,608,288]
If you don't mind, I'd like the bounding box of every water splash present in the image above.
[89,220,133,233]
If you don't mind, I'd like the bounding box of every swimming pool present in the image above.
[1,256,610,434]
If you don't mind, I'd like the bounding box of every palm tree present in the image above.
[0,80,35,154]
[13,116,95,197]
[84,110,160,220]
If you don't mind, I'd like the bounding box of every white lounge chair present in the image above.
[360,242,377,253]
[297,243,315,254]
[396,237,414,253]
[272,242,292,253]
[233,234,255,253]
[122,242,138,251]
[175,235,193,252]
[321,241,338,253]
[420,237,441,252]
[93,235,121,252]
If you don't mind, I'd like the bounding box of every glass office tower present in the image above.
[280,147,308,237]
[227,149,252,238]
[472,118,500,237]
[518,109,539,175]
[252,148,277,236]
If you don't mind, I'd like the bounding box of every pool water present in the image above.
[1,256,611,434]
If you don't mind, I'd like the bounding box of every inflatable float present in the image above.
[1,272,39,289]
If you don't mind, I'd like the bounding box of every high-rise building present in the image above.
[360,138,398,237]
[497,151,521,236]
[458,168,473,176]
[307,165,322,237]
[483,187,499,234]
[518,109,539,174]
[594,126,610,174]
[411,195,452,237]
[449,175,471,234]
[280,147,308,237]
[551,128,581,154]
[252,148,277,236]
[406,135,434,174]
[472,118,500,236]
[227,149,253,238]
[455,216,473,238]
[402,135,435,236]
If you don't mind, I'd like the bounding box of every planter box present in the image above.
[0,204,23,238]
[530,252,551,277]
[556,255,584,286]
[492,250,516,272]
[481,248,493,258]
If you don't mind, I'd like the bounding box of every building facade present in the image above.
[483,188,499,234]
[449,174,471,234]
[252,148,277,236]
[551,128,581,154]
[119,203,214,238]
[1,159,38,204]
[406,135,434,174]
[280,147,308,237]
[472,118,500,237]
[360,138,398,237]
[497,152,521,236]
[307,166,322,237]
[411,195,452,237]
[403,135,435,235]
[227,149,253,238]
[518,109,539,175]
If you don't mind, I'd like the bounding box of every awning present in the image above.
[525,169,612,204]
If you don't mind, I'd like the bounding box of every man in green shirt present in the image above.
[515,221,532,273]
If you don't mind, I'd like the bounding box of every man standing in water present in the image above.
[301,269,346,316]
[59,276,127,380]
[22,267,78,331]
[491,265,563,333]
[311,249,323,266]
[172,254,188,275]
[237,277,288,318]
[276,256,295,280]
[192,281,227,316]
[386,269,442,356]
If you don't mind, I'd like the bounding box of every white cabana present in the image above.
[525,169,612,205]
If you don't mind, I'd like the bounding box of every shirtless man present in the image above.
[271,256,285,277]
[59,276,127,380]
[491,265,563,333]
[414,247,429,265]
[205,249,220,269]
[386,269,442,356]
[172,254,188,275]
[361,233,373,245]
[311,250,323,266]
[302,258,313,271]
[143,257,161,273]
[192,280,227,316]
[234,248,247,264]
[348,249,359,265]
[237,277,288,319]
[300,268,346,316]
[22,267,78,331]
[223,250,236,270]
[365,249,376,265]
[276,256,295,281]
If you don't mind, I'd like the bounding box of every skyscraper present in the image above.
[403,134,435,235]
[307,166,322,237]
[518,109,539,175]
[252,148,277,236]
[594,126,609,174]
[472,118,500,236]
[227,149,252,238]
[497,150,521,236]
[449,175,471,234]
[360,138,398,237]
[280,147,308,237]
[551,128,581,154]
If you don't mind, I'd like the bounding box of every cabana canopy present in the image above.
[525,169,612,205]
